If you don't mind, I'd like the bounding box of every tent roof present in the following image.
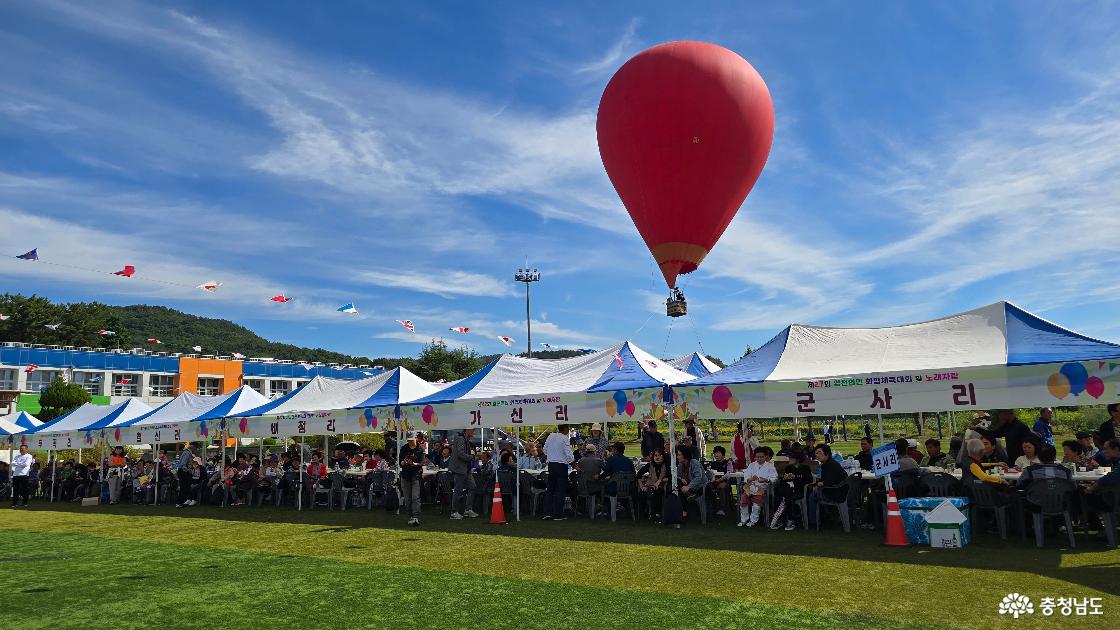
[691,301,1120,385]
[123,387,271,427]
[29,398,154,434]
[669,353,722,377]
[411,342,695,406]
[1,410,42,431]
[219,367,439,418]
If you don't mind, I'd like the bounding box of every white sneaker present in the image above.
[186,500,196,506]
[736,520,746,527]
[784,521,796,531]
[407,517,419,526]
[463,510,479,518]
[450,512,463,520]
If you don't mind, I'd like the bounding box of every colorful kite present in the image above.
[44,323,61,330]
[540,343,553,349]
[97,330,116,336]
[146,338,162,344]
[231,352,245,359]
[16,249,38,260]
[612,353,624,368]
[118,377,132,385]
[0,313,10,321]
[397,320,415,332]
[89,375,102,383]
[449,327,470,333]
[113,265,136,277]
[270,294,292,303]
[191,345,202,352]
[498,336,514,347]
[25,364,38,374]
[196,280,223,292]
[337,303,359,314]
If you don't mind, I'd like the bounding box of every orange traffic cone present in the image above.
[489,480,507,525]
[884,488,910,547]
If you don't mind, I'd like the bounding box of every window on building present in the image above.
[25,369,61,392]
[148,374,174,397]
[197,377,221,396]
[0,368,17,391]
[268,380,291,398]
[245,379,266,396]
[73,372,105,396]
[112,373,140,397]
[294,380,310,390]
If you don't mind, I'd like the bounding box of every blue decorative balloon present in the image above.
[1059,362,1089,396]
[613,390,628,413]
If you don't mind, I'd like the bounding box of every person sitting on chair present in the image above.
[738,446,776,527]
[1016,444,1071,487]
[675,445,705,519]
[706,446,734,517]
[921,439,950,468]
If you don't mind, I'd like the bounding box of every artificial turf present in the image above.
[1,504,1117,630]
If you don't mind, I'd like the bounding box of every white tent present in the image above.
[188,367,440,439]
[391,342,695,429]
[103,387,271,446]
[687,301,1120,418]
[23,399,153,450]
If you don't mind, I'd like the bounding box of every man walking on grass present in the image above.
[449,428,478,520]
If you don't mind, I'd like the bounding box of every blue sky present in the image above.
[1,1,1118,363]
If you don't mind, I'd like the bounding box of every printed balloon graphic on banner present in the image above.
[422,405,435,425]
[238,417,249,434]
[613,391,628,416]
[1046,372,1071,399]
[625,400,636,417]
[1059,362,1089,396]
[362,408,378,429]
[727,396,741,414]
[605,398,618,417]
[113,428,121,442]
[712,385,732,411]
[198,421,209,438]
[1085,376,1105,399]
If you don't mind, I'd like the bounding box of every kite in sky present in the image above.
[0,313,10,321]
[232,352,245,359]
[89,375,102,383]
[97,330,116,336]
[397,320,415,332]
[25,364,38,374]
[498,336,514,347]
[16,249,38,260]
[118,377,132,385]
[146,338,162,344]
[192,345,202,352]
[113,265,136,277]
[270,294,292,303]
[449,327,469,333]
[540,343,553,349]
[612,353,624,368]
[337,303,359,314]
[196,280,223,292]
[44,323,61,330]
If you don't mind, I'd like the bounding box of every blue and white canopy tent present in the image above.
[687,301,1120,423]
[105,386,271,446]
[24,398,153,450]
[389,342,696,431]
[669,352,723,378]
[1,411,41,445]
[192,367,440,439]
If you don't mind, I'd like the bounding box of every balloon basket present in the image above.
[666,291,687,318]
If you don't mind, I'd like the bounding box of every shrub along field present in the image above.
[1,503,1116,629]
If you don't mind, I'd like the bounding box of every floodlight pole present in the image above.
[514,268,541,357]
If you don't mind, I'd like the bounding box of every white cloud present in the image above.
[355,269,516,299]
[574,18,640,75]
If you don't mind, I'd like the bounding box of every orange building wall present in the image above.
[176,357,243,396]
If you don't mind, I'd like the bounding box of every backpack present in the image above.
[384,486,400,512]
[662,492,684,526]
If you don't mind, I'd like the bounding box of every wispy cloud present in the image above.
[574,18,640,75]
[355,269,516,299]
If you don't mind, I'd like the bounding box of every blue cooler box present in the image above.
[898,497,970,545]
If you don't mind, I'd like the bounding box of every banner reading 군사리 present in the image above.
[689,359,1120,420]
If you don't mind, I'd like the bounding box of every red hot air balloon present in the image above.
[597,41,774,313]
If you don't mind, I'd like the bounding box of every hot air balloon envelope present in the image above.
[597,41,774,288]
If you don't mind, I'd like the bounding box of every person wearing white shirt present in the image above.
[11,445,34,508]
[738,447,777,527]
[543,425,574,521]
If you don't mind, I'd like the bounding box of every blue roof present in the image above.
[1004,302,1120,365]
[690,326,789,386]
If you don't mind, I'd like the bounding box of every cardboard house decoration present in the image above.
[923,499,967,548]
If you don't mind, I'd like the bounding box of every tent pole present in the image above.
[395,421,403,515]
[153,442,159,506]
[49,448,55,503]
[515,424,521,523]
[936,412,943,440]
[949,410,955,435]
[298,435,304,511]
[667,396,678,495]
[877,414,884,443]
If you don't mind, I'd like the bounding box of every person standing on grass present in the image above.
[174,443,195,507]
[10,445,33,508]
[399,431,424,526]
[543,424,574,520]
[1033,407,1055,446]
[448,428,478,520]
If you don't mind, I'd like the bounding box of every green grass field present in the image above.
[1,502,1117,629]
